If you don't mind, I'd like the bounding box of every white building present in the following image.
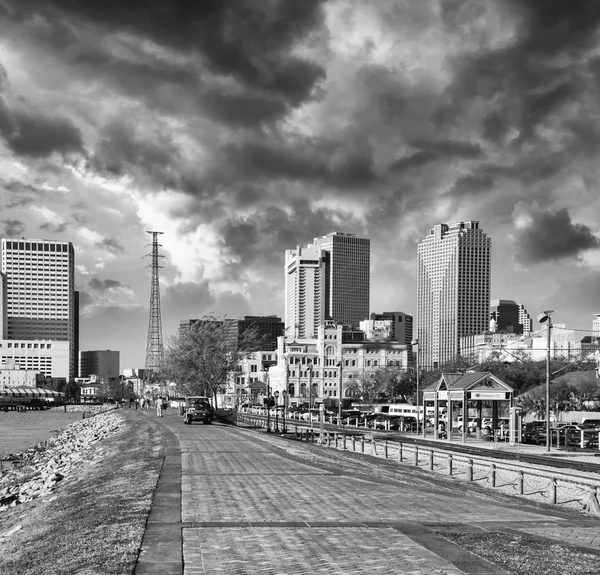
[460,333,528,364]
[0,339,69,379]
[0,359,39,387]
[284,243,327,339]
[593,314,600,339]
[417,221,491,369]
[0,238,76,378]
[267,321,408,406]
[285,232,370,339]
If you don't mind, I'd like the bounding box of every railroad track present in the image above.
[240,413,600,475]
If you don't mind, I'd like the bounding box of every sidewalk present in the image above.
[134,410,600,575]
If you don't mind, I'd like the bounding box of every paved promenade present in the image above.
[133,410,600,575]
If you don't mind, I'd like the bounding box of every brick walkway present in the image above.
[134,410,600,575]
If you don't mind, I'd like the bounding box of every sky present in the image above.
[0,0,599,370]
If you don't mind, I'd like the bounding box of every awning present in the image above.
[0,387,65,398]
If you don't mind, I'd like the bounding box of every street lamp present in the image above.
[308,362,313,431]
[274,390,280,432]
[282,390,288,433]
[538,310,554,453]
[337,361,343,429]
[411,339,421,437]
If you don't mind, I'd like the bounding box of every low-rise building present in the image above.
[266,321,408,406]
[0,339,69,378]
[0,358,40,387]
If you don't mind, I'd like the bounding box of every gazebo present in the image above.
[422,372,514,442]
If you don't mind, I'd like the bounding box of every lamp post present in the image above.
[337,361,343,429]
[411,339,420,436]
[282,390,288,433]
[538,310,554,453]
[274,390,280,432]
[308,363,313,431]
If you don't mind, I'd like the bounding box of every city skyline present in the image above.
[0,2,599,368]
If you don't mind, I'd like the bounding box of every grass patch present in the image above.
[442,532,600,575]
[0,412,165,575]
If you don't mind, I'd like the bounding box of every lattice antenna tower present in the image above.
[144,231,165,379]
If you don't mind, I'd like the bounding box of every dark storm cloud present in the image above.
[216,137,377,190]
[513,204,600,264]
[89,278,127,293]
[218,200,364,276]
[0,96,84,158]
[4,0,326,111]
[98,238,126,256]
[90,121,179,186]
[2,219,25,236]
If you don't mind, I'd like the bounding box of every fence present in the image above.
[235,413,600,516]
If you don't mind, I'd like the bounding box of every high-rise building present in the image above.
[285,232,370,338]
[593,313,600,340]
[225,316,284,351]
[79,350,120,379]
[417,221,491,369]
[180,316,284,351]
[284,243,327,339]
[0,238,76,379]
[518,304,533,336]
[490,299,520,333]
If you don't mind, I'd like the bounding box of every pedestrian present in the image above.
[135,398,139,410]
[156,399,162,417]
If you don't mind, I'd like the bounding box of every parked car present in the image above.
[522,421,547,445]
[456,417,477,432]
[581,419,600,430]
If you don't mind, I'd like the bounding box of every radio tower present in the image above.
[144,231,164,379]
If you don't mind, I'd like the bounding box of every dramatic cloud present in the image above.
[98,238,126,256]
[1,219,25,237]
[512,203,600,264]
[1,0,600,366]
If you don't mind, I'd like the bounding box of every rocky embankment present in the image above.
[0,412,124,510]
[48,404,116,414]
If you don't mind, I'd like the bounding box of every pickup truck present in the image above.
[183,396,215,425]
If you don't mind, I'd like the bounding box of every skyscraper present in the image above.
[417,221,491,369]
[312,232,370,329]
[285,232,370,338]
[593,313,600,339]
[284,243,327,339]
[0,238,76,378]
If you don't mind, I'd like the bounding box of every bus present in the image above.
[374,403,423,417]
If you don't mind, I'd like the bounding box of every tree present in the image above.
[64,379,81,403]
[159,319,265,406]
[345,375,384,405]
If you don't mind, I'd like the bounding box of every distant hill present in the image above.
[517,370,599,402]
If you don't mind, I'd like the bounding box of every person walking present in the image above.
[156,399,163,417]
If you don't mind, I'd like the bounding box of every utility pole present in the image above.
[144,232,165,389]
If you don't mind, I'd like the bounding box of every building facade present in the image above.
[285,232,370,339]
[0,339,70,379]
[225,316,284,352]
[489,300,521,334]
[0,238,76,378]
[79,350,120,379]
[593,314,600,340]
[284,243,327,339]
[417,221,491,369]
[312,232,370,330]
[266,321,408,406]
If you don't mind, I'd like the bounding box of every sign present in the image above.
[468,391,507,400]
[437,391,448,400]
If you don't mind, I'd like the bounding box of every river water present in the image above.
[0,411,83,458]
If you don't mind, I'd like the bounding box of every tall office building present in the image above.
[0,238,76,379]
[284,243,327,339]
[312,232,370,329]
[518,304,533,336]
[285,232,370,338]
[490,299,520,333]
[417,221,491,369]
[80,350,120,380]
